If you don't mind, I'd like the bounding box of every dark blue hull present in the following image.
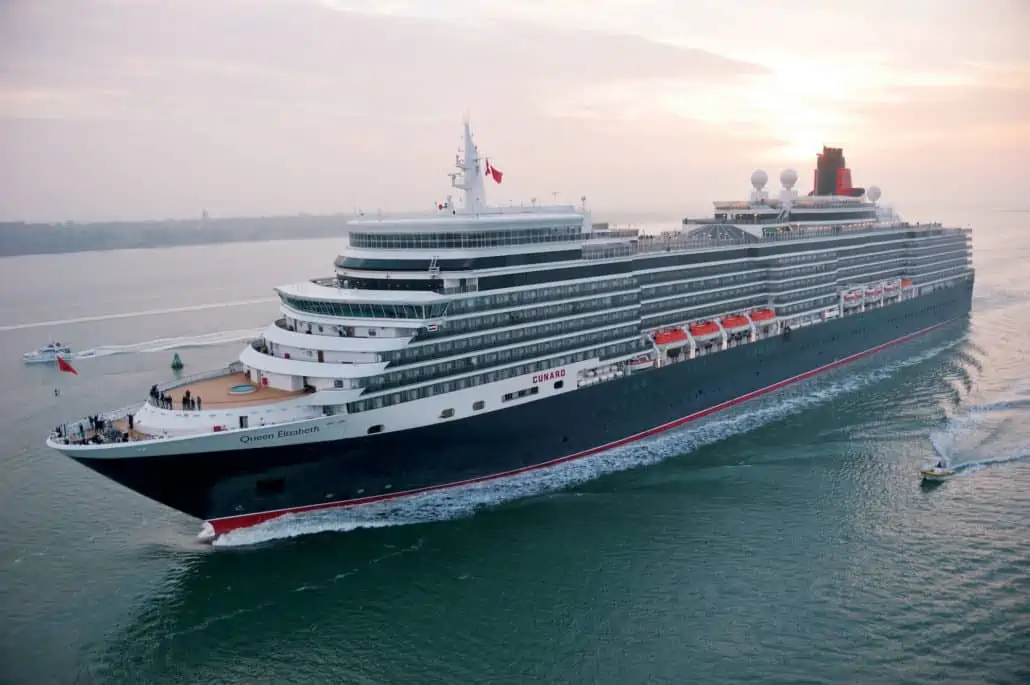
[73,280,974,531]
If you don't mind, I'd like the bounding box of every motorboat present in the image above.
[23,341,72,365]
[920,459,957,481]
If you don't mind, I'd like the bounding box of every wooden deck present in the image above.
[164,372,304,409]
[110,419,149,441]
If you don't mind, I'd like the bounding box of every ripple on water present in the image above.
[3,227,1030,685]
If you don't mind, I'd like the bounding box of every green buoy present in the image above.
[171,352,184,370]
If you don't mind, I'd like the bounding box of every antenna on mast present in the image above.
[450,118,487,213]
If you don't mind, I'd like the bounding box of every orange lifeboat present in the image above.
[750,308,776,322]
[721,315,750,330]
[901,278,914,287]
[689,321,721,337]
[653,329,688,345]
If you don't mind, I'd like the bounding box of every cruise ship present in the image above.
[47,123,974,539]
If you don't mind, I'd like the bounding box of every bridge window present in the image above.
[349,226,582,250]
[281,297,434,319]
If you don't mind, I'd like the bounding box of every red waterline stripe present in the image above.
[209,319,954,536]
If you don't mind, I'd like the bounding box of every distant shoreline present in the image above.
[0,210,684,258]
[0,215,355,258]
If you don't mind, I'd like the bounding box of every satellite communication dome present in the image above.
[750,169,768,190]
[779,168,798,188]
[867,186,882,202]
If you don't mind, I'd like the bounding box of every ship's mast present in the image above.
[449,118,487,213]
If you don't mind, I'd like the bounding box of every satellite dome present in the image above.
[867,186,882,202]
[780,168,798,188]
[750,169,768,190]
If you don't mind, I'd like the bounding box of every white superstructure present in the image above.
[50,121,646,455]
[43,122,975,539]
[48,127,972,461]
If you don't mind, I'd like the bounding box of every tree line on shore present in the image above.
[0,214,353,257]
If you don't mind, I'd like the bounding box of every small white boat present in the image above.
[920,459,956,481]
[23,342,72,365]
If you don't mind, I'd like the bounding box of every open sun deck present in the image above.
[157,372,304,410]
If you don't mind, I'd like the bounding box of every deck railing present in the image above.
[51,402,146,443]
[153,362,245,395]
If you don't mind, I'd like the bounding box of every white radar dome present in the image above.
[750,169,768,190]
[866,186,882,202]
[779,168,798,188]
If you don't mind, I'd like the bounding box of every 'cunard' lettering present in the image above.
[532,368,566,384]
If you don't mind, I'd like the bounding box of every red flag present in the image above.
[485,159,503,184]
[57,356,78,375]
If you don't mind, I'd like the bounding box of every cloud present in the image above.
[0,0,774,220]
[0,1,763,124]
[0,0,1027,220]
[841,61,1030,150]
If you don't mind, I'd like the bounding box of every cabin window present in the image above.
[334,379,344,388]
[554,380,564,389]
[440,408,455,419]
[473,401,485,410]
[503,386,540,402]
[367,424,384,434]
[256,477,285,497]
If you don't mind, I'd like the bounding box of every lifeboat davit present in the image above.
[865,288,882,297]
[721,315,750,330]
[653,329,688,346]
[689,321,721,337]
[750,308,776,322]
[843,291,862,303]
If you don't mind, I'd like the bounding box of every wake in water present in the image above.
[0,298,276,332]
[945,451,1030,477]
[929,386,1030,478]
[214,337,963,547]
[67,329,262,361]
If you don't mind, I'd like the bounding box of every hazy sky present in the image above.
[1,0,1028,221]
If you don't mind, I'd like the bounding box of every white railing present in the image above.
[154,362,244,395]
[586,227,640,239]
[51,402,146,443]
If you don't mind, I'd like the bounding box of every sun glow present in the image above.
[546,53,875,164]
[780,132,833,163]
